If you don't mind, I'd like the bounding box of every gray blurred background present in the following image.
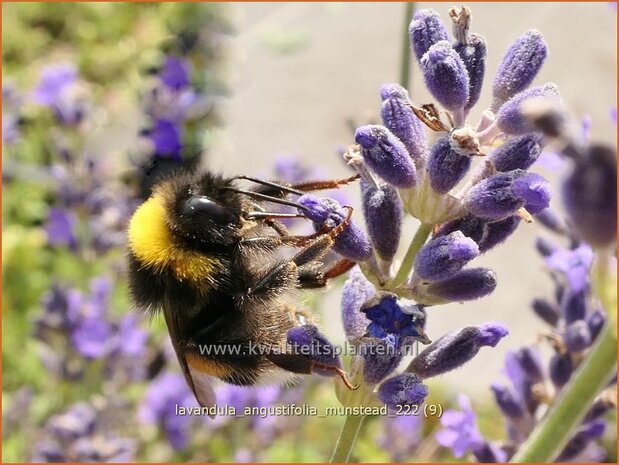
[212,2,617,394]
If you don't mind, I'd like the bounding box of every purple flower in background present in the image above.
[32,63,78,106]
[159,56,190,90]
[45,208,78,250]
[436,394,484,457]
[147,119,183,159]
[139,372,198,450]
[2,83,23,145]
[545,243,593,293]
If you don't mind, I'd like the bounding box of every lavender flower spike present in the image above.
[361,179,403,262]
[424,268,497,302]
[377,373,429,408]
[427,135,472,194]
[492,30,548,111]
[414,231,479,281]
[298,194,373,261]
[496,83,560,135]
[409,9,449,62]
[464,170,551,221]
[355,125,416,188]
[420,41,470,116]
[380,84,428,166]
[407,323,508,378]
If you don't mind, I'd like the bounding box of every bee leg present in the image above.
[287,174,360,192]
[297,258,356,289]
[265,353,358,390]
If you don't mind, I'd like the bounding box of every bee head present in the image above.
[164,172,245,247]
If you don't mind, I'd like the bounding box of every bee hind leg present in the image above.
[297,258,356,289]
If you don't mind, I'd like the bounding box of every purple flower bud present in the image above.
[427,136,472,194]
[298,195,373,262]
[287,325,342,377]
[425,267,497,302]
[564,320,592,352]
[473,443,508,463]
[558,420,606,461]
[549,352,573,388]
[297,194,333,222]
[562,144,617,248]
[534,208,567,234]
[380,85,428,166]
[420,41,470,113]
[362,335,403,384]
[587,309,606,341]
[355,125,417,188]
[478,216,521,253]
[435,214,487,244]
[491,383,525,418]
[492,30,548,110]
[159,56,190,90]
[531,298,560,326]
[341,266,374,341]
[489,134,543,172]
[535,236,560,257]
[407,323,508,378]
[409,9,449,62]
[464,170,551,221]
[514,347,544,382]
[496,83,560,135]
[361,179,403,261]
[414,231,479,281]
[453,33,487,112]
[561,289,587,324]
[584,396,615,422]
[378,373,429,408]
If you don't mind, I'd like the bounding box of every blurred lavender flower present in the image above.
[376,413,423,462]
[33,401,136,462]
[32,63,87,125]
[2,83,23,145]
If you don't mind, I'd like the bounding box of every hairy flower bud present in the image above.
[340,266,374,341]
[420,41,470,113]
[564,320,592,353]
[409,9,449,62]
[496,83,560,135]
[434,214,487,244]
[561,289,587,325]
[587,309,606,341]
[362,335,403,384]
[425,268,497,302]
[492,30,548,110]
[407,323,508,378]
[488,133,543,172]
[454,33,487,111]
[414,231,480,281]
[380,84,428,166]
[464,170,551,221]
[427,136,472,194]
[549,352,572,388]
[298,195,373,261]
[514,347,544,382]
[361,179,403,261]
[534,208,567,234]
[491,383,525,418]
[355,125,417,188]
[477,216,521,252]
[531,298,560,326]
[377,373,429,408]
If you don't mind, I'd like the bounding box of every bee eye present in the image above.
[182,196,237,224]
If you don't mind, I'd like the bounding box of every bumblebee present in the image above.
[127,171,358,406]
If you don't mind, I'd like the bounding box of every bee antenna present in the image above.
[221,187,310,212]
[233,175,305,196]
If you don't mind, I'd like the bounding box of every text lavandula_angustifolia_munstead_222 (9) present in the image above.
[269,5,561,461]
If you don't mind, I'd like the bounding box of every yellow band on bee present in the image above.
[127,195,219,286]
[186,352,234,378]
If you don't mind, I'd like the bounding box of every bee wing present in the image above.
[163,304,217,417]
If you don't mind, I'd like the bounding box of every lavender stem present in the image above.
[391,222,433,288]
[399,2,416,90]
[330,414,366,463]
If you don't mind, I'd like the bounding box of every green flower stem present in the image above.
[399,2,415,89]
[511,254,617,462]
[330,414,366,463]
[391,222,432,288]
